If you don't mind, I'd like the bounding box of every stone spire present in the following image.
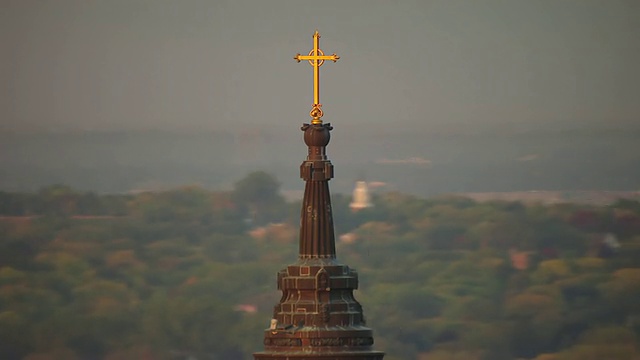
[299,122,336,258]
[253,31,384,360]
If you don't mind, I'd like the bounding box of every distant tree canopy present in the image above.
[0,185,128,217]
[232,171,286,225]
[0,178,639,359]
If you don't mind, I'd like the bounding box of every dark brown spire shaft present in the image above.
[254,121,384,360]
[299,122,335,258]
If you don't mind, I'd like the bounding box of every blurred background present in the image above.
[1,0,639,359]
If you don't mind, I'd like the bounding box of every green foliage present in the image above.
[0,181,639,359]
[232,171,287,225]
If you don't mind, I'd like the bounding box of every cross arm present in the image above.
[295,54,340,62]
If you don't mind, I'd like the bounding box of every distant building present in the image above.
[234,304,258,314]
[509,249,532,270]
[598,233,621,258]
[350,181,373,211]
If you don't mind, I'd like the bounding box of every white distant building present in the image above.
[350,181,373,211]
[603,233,621,249]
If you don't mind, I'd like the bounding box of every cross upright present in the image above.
[294,30,340,124]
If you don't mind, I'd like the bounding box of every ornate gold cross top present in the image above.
[294,30,340,124]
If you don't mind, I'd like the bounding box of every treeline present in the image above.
[340,193,640,360]
[0,185,128,217]
[0,172,639,359]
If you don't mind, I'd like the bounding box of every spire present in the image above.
[298,122,335,258]
[294,30,340,258]
[254,31,384,360]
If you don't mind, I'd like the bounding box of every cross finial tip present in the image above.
[314,29,320,38]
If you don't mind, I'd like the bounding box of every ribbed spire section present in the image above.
[298,122,336,259]
[300,180,336,257]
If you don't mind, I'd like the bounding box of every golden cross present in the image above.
[294,30,340,124]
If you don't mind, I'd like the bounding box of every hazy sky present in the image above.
[2,0,639,132]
